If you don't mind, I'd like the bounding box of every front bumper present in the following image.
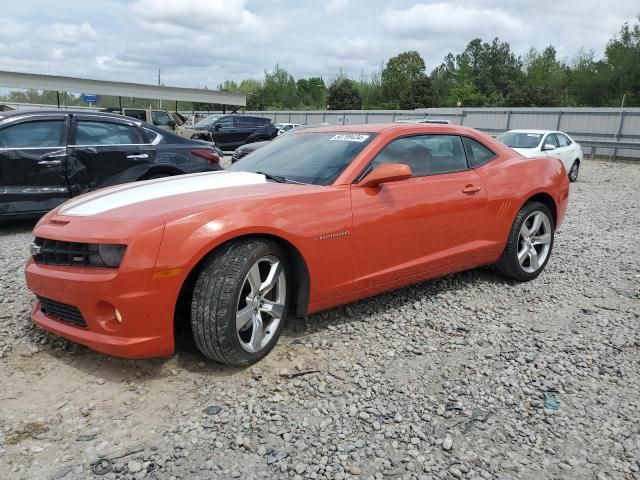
[24,215,180,359]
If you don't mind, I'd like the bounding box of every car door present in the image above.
[209,116,236,149]
[151,110,175,131]
[555,133,575,171]
[542,133,560,157]
[66,115,156,194]
[0,114,71,216]
[350,134,488,291]
[233,116,258,146]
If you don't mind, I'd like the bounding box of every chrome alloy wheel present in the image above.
[517,211,552,273]
[236,255,286,353]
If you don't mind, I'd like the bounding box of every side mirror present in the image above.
[542,144,556,151]
[167,120,176,128]
[357,163,412,188]
[213,124,222,130]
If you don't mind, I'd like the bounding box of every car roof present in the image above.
[504,129,557,135]
[291,123,478,135]
[0,109,137,121]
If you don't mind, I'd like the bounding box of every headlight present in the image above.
[98,244,127,267]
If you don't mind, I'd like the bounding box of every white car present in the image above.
[497,129,583,182]
[274,122,301,135]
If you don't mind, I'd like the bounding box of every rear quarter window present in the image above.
[462,137,497,168]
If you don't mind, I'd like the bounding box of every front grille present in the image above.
[33,237,96,266]
[38,296,87,327]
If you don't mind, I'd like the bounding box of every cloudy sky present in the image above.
[0,0,638,89]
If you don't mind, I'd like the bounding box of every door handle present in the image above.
[462,184,481,194]
[37,160,63,166]
[126,154,149,159]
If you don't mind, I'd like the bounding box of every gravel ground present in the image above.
[0,160,639,480]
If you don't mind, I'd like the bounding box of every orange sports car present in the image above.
[25,124,569,365]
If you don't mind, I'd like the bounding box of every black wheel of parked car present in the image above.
[568,160,580,182]
[495,201,555,282]
[191,238,289,365]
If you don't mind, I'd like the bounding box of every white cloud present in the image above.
[132,0,255,31]
[325,0,349,14]
[382,3,528,37]
[0,0,637,90]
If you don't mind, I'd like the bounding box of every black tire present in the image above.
[191,239,289,365]
[568,160,579,182]
[495,201,555,282]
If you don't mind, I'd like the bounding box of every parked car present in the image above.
[25,123,569,365]
[497,129,583,182]
[275,122,301,135]
[395,118,451,124]
[231,140,270,163]
[0,110,221,219]
[231,124,316,163]
[187,115,278,150]
[101,107,178,132]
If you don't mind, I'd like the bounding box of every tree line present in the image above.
[2,15,638,111]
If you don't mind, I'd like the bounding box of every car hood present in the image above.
[55,171,304,220]
[238,141,270,153]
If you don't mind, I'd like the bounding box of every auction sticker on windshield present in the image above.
[330,134,370,142]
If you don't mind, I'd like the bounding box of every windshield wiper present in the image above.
[255,171,307,185]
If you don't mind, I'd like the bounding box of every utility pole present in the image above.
[158,69,161,109]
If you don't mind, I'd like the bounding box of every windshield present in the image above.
[497,132,543,149]
[228,132,377,185]
[195,115,220,128]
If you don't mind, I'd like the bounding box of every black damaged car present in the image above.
[188,115,278,150]
[0,110,221,219]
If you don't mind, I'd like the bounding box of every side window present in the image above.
[74,121,141,146]
[557,134,571,147]
[0,120,65,148]
[410,135,468,174]
[544,134,559,148]
[151,111,172,126]
[463,137,497,168]
[123,110,146,121]
[235,117,254,128]
[215,117,234,128]
[142,128,161,144]
[369,135,467,178]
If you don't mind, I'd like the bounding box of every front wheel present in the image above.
[191,239,289,365]
[495,201,555,281]
[568,161,580,182]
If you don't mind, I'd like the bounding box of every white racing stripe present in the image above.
[59,171,267,216]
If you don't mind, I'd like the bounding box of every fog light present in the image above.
[115,308,123,324]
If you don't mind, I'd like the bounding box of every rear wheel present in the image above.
[568,160,580,182]
[191,239,289,365]
[495,201,554,281]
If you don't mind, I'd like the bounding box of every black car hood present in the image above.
[238,141,270,153]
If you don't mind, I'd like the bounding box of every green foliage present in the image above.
[604,15,640,106]
[327,78,362,110]
[382,51,434,109]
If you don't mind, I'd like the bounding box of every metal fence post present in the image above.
[365,112,369,124]
[506,110,512,130]
[305,112,308,124]
[392,112,396,122]
[556,111,563,130]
